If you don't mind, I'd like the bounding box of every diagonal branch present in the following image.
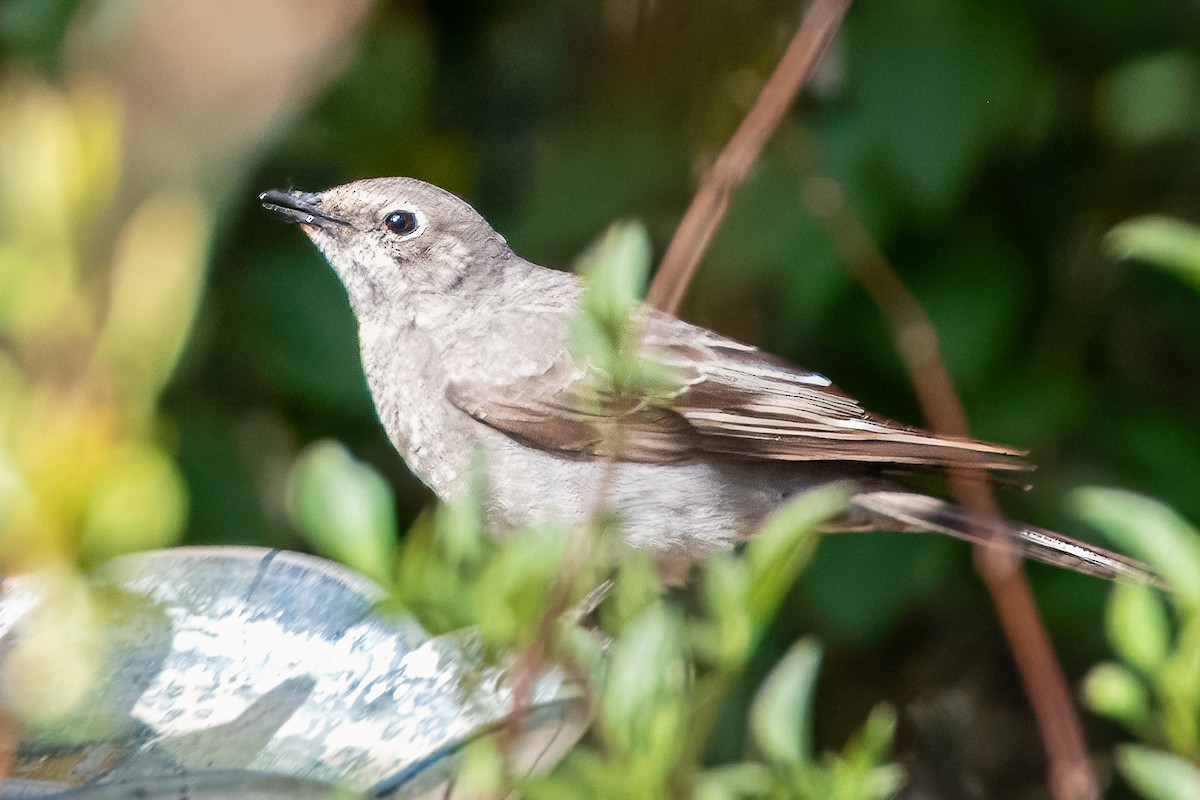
[647,4,1098,797]
[646,0,851,313]
[788,149,1096,800]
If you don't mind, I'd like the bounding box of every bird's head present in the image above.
[260,177,510,315]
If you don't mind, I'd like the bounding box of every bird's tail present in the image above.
[850,490,1161,585]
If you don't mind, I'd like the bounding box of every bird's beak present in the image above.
[259,189,347,228]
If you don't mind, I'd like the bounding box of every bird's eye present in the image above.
[384,210,420,236]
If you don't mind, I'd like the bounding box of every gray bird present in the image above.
[260,177,1154,584]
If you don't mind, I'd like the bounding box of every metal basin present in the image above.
[0,547,590,798]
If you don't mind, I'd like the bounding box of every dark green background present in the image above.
[8,0,1200,795]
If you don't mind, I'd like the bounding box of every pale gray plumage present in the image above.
[260,177,1156,584]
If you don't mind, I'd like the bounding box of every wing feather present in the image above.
[447,309,1029,471]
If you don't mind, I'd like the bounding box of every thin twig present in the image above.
[646,0,851,313]
[787,133,1097,800]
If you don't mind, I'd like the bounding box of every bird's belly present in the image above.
[473,426,819,562]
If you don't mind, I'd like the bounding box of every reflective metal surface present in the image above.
[0,548,590,798]
[26,772,366,800]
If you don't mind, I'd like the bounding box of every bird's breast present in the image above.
[358,323,478,499]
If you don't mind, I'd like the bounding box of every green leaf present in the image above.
[1157,618,1200,756]
[474,525,569,648]
[601,603,686,763]
[749,637,823,768]
[694,762,773,800]
[286,441,397,584]
[568,220,669,398]
[1106,216,1200,294]
[1071,488,1200,607]
[847,704,900,770]
[99,193,211,410]
[601,551,661,636]
[864,765,907,800]
[390,509,471,634]
[82,442,187,561]
[574,219,652,317]
[785,701,903,800]
[457,737,505,798]
[1116,745,1200,800]
[1081,662,1151,731]
[694,554,752,669]
[1107,580,1172,676]
[745,484,850,627]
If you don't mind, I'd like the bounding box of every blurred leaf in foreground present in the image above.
[286,441,398,585]
[745,638,901,799]
[0,76,197,576]
[750,637,822,768]
[510,472,891,799]
[98,192,212,422]
[1082,662,1151,734]
[1106,216,1200,295]
[1077,489,1200,766]
[0,570,100,731]
[1106,580,1170,676]
[1116,745,1200,800]
[569,218,673,402]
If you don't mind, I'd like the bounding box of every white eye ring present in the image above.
[383,207,425,239]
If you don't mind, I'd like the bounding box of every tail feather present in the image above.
[851,490,1162,586]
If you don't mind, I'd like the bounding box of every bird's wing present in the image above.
[447,309,1029,471]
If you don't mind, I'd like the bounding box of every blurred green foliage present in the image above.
[287,440,399,584]
[1078,491,1200,799]
[1107,217,1200,295]
[0,78,197,570]
[4,0,1200,795]
[1074,224,1200,800]
[570,220,666,398]
[0,75,203,730]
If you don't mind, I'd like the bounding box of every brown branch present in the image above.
[648,4,1095,797]
[790,139,1097,800]
[646,0,851,314]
